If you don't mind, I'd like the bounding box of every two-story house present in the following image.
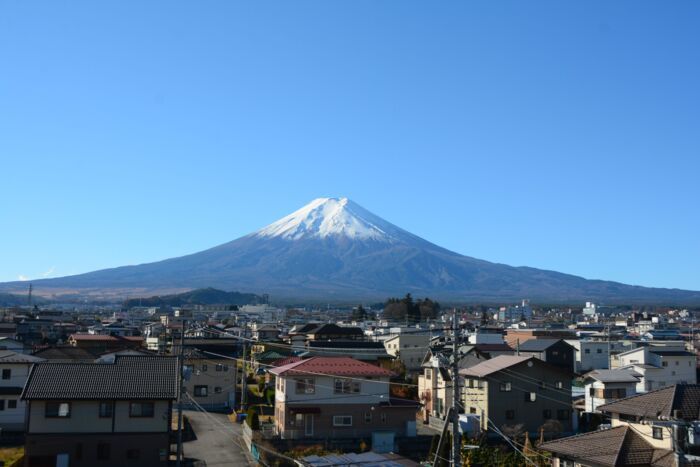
[460,355,574,437]
[0,351,44,433]
[22,355,178,467]
[384,333,430,372]
[517,339,577,374]
[566,339,610,372]
[269,357,420,444]
[541,384,700,466]
[583,369,640,413]
[616,346,696,392]
[183,350,237,411]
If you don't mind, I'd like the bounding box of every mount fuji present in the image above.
[2,197,699,304]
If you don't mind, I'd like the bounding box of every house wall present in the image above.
[0,362,33,431]
[384,334,429,371]
[583,381,636,413]
[567,340,609,372]
[619,349,696,392]
[612,417,673,451]
[24,432,169,467]
[28,400,170,433]
[184,358,237,410]
[277,375,390,405]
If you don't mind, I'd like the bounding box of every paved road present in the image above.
[183,410,254,466]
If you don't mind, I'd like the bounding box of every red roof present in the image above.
[269,357,393,377]
[70,334,143,342]
[271,356,303,367]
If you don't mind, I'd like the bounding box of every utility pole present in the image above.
[452,309,461,467]
[176,319,186,467]
[241,341,248,412]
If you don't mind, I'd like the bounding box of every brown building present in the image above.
[504,329,576,349]
[22,355,178,467]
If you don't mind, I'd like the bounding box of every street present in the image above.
[183,410,254,466]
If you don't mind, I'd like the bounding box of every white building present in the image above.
[616,346,696,392]
[383,333,430,371]
[0,350,45,431]
[583,369,640,413]
[566,339,609,372]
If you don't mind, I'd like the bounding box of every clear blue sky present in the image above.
[1,1,698,291]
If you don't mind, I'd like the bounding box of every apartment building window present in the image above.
[333,415,352,427]
[295,378,315,394]
[506,410,515,420]
[585,349,590,354]
[597,349,602,354]
[653,426,664,440]
[129,402,155,417]
[8,400,16,409]
[97,442,110,461]
[1,369,10,379]
[525,392,537,402]
[543,409,552,419]
[194,385,208,397]
[98,401,113,418]
[46,402,71,418]
[557,409,570,420]
[334,379,360,394]
[364,412,372,423]
[499,382,512,392]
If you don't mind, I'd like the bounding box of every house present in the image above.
[0,337,29,354]
[183,350,237,411]
[22,355,178,467]
[67,334,145,352]
[251,324,280,342]
[0,351,44,433]
[504,329,575,348]
[305,341,393,366]
[384,333,430,371]
[615,346,696,392]
[269,357,420,442]
[517,339,577,374]
[566,339,610,372]
[583,369,640,413]
[460,355,574,437]
[541,384,700,466]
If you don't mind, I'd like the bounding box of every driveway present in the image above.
[183,410,254,466]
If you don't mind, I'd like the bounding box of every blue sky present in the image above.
[1,1,698,291]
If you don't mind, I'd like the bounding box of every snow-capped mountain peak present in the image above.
[255,197,400,241]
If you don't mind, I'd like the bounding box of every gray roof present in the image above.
[0,350,44,364]
[22,356,178,400]
[459,355,532,377]
[518,338,572,352]
[599,384,700,421]
[584,369,640,383]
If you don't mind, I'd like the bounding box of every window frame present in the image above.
[98,401,114,418]
[332,415,353,427]
[194,385,208,397]
[45,401,71,418]
[129,401,155,418]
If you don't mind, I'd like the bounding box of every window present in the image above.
[97,442,110,461]
[1,369,10,379]
[333,415,352,427]
[223,364,229,371]
[381,412,387,423]
[543,409,552,419]
[99,401,113,418]
[557,409,570,420]
[216,364,223,372]
[215,387,222,394]
[469,407,477,414]
[364,412,372,423]
[194,385,208,397]
[525,392,536,402]
[46,402,71,418]
[662,361,668,367]
[653,426,664,440]
[555,381,563,389]
[596,348,602,354]
[334,379,360,394]
[425,369,432,379]
[0,400,4,411]
[589,387,595,397]
[506,410,515,420]
[8,400,16,409]
[127,449,140,460]
[202,364,208,372]
[295,378,315,394]
[585,349,590,354]
[129,402,155,417]
[675,361,679,366]
[499,382,512,392]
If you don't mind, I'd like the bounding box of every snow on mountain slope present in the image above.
[255,197,403,242]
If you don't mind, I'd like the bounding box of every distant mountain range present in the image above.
[1,197,698,304]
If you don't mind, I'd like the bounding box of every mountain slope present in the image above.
[1,198,698,304]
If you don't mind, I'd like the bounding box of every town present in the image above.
[0,290,699,466]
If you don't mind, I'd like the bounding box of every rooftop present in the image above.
[22,356,178,400]
[269,356,393,378]
[599,384,700,421]
[459,355,532,378]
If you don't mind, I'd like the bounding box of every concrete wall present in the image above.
[277,375,390,405]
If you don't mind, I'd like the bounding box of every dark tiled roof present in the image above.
[32,346,107,362]
[649,350,696,357]
[518,338,571,352]
[459,355,532,377]
[472,343,513,352]
[599,384,700,421]
[22,356,178,400]
[308,341,386,349]
[308,324,364,336]
[540,425,673,467]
